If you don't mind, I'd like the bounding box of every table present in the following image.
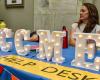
[0,38,100,80]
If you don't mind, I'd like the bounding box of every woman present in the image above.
[70,3,100,46]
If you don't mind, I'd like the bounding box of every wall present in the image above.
[83,0,94,3]
[0,0,34,32]
[34,0,82,31]
[33,0,100,31]
[94,0,100,23]
[0,0,99,32]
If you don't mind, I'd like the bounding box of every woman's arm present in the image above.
[69,29,76,46]
[69,23,78,46]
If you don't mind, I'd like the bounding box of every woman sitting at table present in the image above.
[70,3,100,46]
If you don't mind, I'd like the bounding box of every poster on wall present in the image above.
[5,0,24,8]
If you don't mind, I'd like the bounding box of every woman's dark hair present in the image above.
[78,3,99,33]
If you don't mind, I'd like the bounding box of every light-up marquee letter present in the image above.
[71,33,100,71]
[0,29,12,52]
[37,30,66,63]
[15,29,31,56]
[2,28,13,38]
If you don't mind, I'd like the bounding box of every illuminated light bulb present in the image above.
[56,34,60,37]
[40,48,43,51]
[95,66,99,69]
[25,31,28,34]
[6,44,10,48]
[78,44,82,47]
[51,39,55,42]
[6,35,9,37]
[16,39,20,42]
[47,54,51,57]
[78,35,83,38]
[77,63,81,66]
[21,30,25,34]
[40,32,44,35]
[24,37,29,40]
[98,37,100,40]
[17,34,20,36]
[89,45,93,48]
[40,41,43,43]
[88,35,92,38]
[39,55,44,58]
[0,31,4,34]
[48,46,51,50]
[55,51,59,54]
[55,43,59,46]
[44,38,48,42]
[24,48,28,51]
[95,59,100,63]
[16,44,20,47]
[78,54,82,57]
[88,54,93,58]
[56,58,59,62]
[97,43,100,46]
[86,64,89,68]
[0,36,3,39]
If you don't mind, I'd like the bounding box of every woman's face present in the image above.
[80,5,89,22]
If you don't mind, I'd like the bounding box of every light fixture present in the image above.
[15,29,31,56]
[0,30,12,52]
[37,30,66,64]
[71,33,100,71]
